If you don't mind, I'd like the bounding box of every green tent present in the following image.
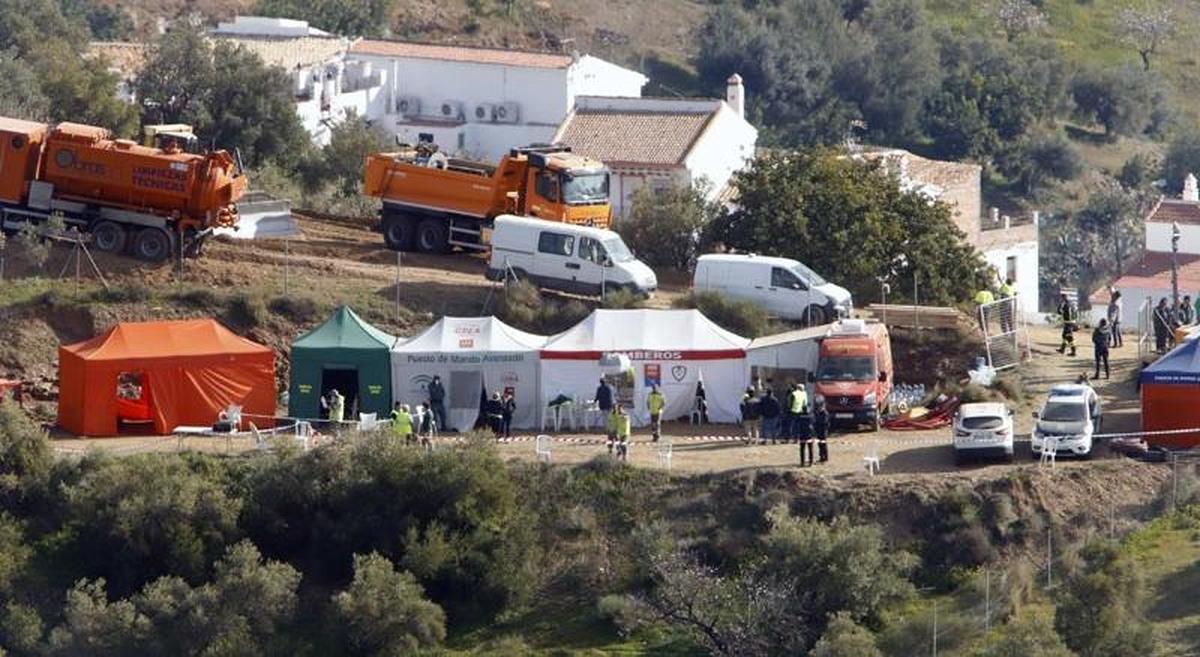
[288,306,397,421]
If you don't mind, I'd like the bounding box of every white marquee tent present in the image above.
[391,317,547,431]
[540,309,751,426]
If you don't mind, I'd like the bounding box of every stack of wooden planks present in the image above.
[861,304,971,330]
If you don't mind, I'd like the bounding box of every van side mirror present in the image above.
[878,371,888,383]
[1030,411,1039,420]
[602,256,613,267]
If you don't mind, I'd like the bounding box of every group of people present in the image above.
[973,277,1018,333]
[1151,294,1200,354]
[1058,292,1118,380]
[384,374,452,447]
[739,380,830,466]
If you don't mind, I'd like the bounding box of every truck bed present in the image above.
[364,153,503,219]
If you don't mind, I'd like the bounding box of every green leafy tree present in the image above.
[706,150,990,306]
[60,0,133,40]
[1055,540,1155,657]
[317,111,392,196]
[332,553,446,656]
[1074,182,1143,277]
[32,40,138,136]
[0,51,49,121]
[61,455,242,597]
[135,22,214,126]
[622,182,716,271]
[812,612,882,657]
[1071,66,1155,138]
[254,0,396,37]
[43,579,147,656]
[975,611,1073,657]
[0,0,86,55]
[0,398,52,503]
[205,42,313,168]
[853,0,940,142]
[1162,131,1200,194]
[1000,131,1082,195]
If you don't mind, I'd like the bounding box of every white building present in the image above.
[552,74,759,217]
[859,147,1040,319]
[89,16,390,146]
[348,39,647,160]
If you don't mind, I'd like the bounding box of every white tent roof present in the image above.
[542,309,750,354]
[393,316,547,352]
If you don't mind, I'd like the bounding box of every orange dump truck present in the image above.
[363,144,611,253]
[0,116,247,261]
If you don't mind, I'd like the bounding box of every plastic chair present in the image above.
[1040,436,1058,469]
[535,434,552,463]
[294,421,313,451]
[657,438,673,471]
[249,422,269,452]
[358,412,378,432]
[863,441,881,476]
[218,404,243,432]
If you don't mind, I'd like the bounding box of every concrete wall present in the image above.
[944,168,982,245]
[1147,221,1200,255]
[567,55,647,105]
[608,168,689,219]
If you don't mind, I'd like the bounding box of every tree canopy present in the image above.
[705,150,990,304]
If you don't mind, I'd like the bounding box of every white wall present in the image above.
[296,83,387,146]
[609,169,689,219]
[566,55,647,106]
[354,54,570,126]
[1147,221,1200,255]
[982,240,1039,319]
[681,103,758,200]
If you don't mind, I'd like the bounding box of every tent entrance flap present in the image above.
[116,371,153,433]
[321,368,359,419]
[449,370,482,432]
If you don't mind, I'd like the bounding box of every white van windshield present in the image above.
[602,237,634,263]
[793,262,827,286]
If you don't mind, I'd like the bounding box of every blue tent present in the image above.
[1141,338,1200,385]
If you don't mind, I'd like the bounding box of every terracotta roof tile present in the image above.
[555,109,713,165]
[1149,198,1200,225]
[1091,251,1200,302]
[350,39,572,69]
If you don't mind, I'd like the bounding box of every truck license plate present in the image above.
[835,413,854,419]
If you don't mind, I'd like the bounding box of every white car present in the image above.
[953,402,1014,464]
[1031,384,1102,459]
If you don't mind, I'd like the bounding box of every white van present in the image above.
[693,254,852,324]
[487,215,657,297]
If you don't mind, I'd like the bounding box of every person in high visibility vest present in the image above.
[789,382,808,443]
[998,278,1015,333]
[391,402,414,445]
[609,405,632,461]
[328,389,345,427]
[647,385,666,442]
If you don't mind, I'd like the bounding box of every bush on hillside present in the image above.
[621,182,716,271]
[496,280,591,334]
[0,399,52,509]
[224,293,266,330]
[90,282,151,304]
[672,290,774,338]
[171,288,220,309]
[332,553,446,655]
[269,296,321,324]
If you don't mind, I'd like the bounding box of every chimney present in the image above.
[1185,173,1199,202]
[1032,210,1040,227]
[1003,215,1011,230]
[726,73,745,119]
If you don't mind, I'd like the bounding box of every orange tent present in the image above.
[58,319,275,437]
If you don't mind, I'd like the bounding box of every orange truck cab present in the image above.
[363,143,612,254]
[814,320,893,430]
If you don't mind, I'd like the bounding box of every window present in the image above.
[771,267,803,289]
[563,173,610,204]
[538,231,575,256]
[1006,255,1017,283]
[535,170,560,202]
[579,236,604,264]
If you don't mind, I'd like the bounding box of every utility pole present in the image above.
[284,237,290,296]
[931,598,938,657]
[1047,526,1053,589]
[395,250,402,322]
[984,569,991,633]
[1172,221,1181,313]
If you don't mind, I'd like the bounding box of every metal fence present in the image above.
[977,297,1029,371]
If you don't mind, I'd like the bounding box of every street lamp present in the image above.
[1172,221,1182,313]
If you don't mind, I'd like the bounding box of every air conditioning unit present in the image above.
[473,102,496,123]
[438,100,464,120]
[494,101,521,124]
[396,95,421,117]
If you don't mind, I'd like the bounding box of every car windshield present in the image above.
[1041,401,1085,422]
[962,416,1004,430]
[602,237,634,263]
[792,262,827,287]
[817,356,874,382]
[562,172,609,204]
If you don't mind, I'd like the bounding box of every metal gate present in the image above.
[977,296,1029,371]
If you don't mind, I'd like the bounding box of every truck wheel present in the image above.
[804,305,828,327]
[416,219,450,253]
[133,227,173,263]
[382,214,416,251]
[91,221,127,254]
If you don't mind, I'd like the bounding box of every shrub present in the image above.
[268,296,320,324]
[332,553,446,656]
[601,287,645,310]
[90,282,151,304]
[497,280,591,334]
[621,182,715,271]
[0,398,52,508]
[673,291,773,338]
[224,293,266,330]
[171,288,220,309]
